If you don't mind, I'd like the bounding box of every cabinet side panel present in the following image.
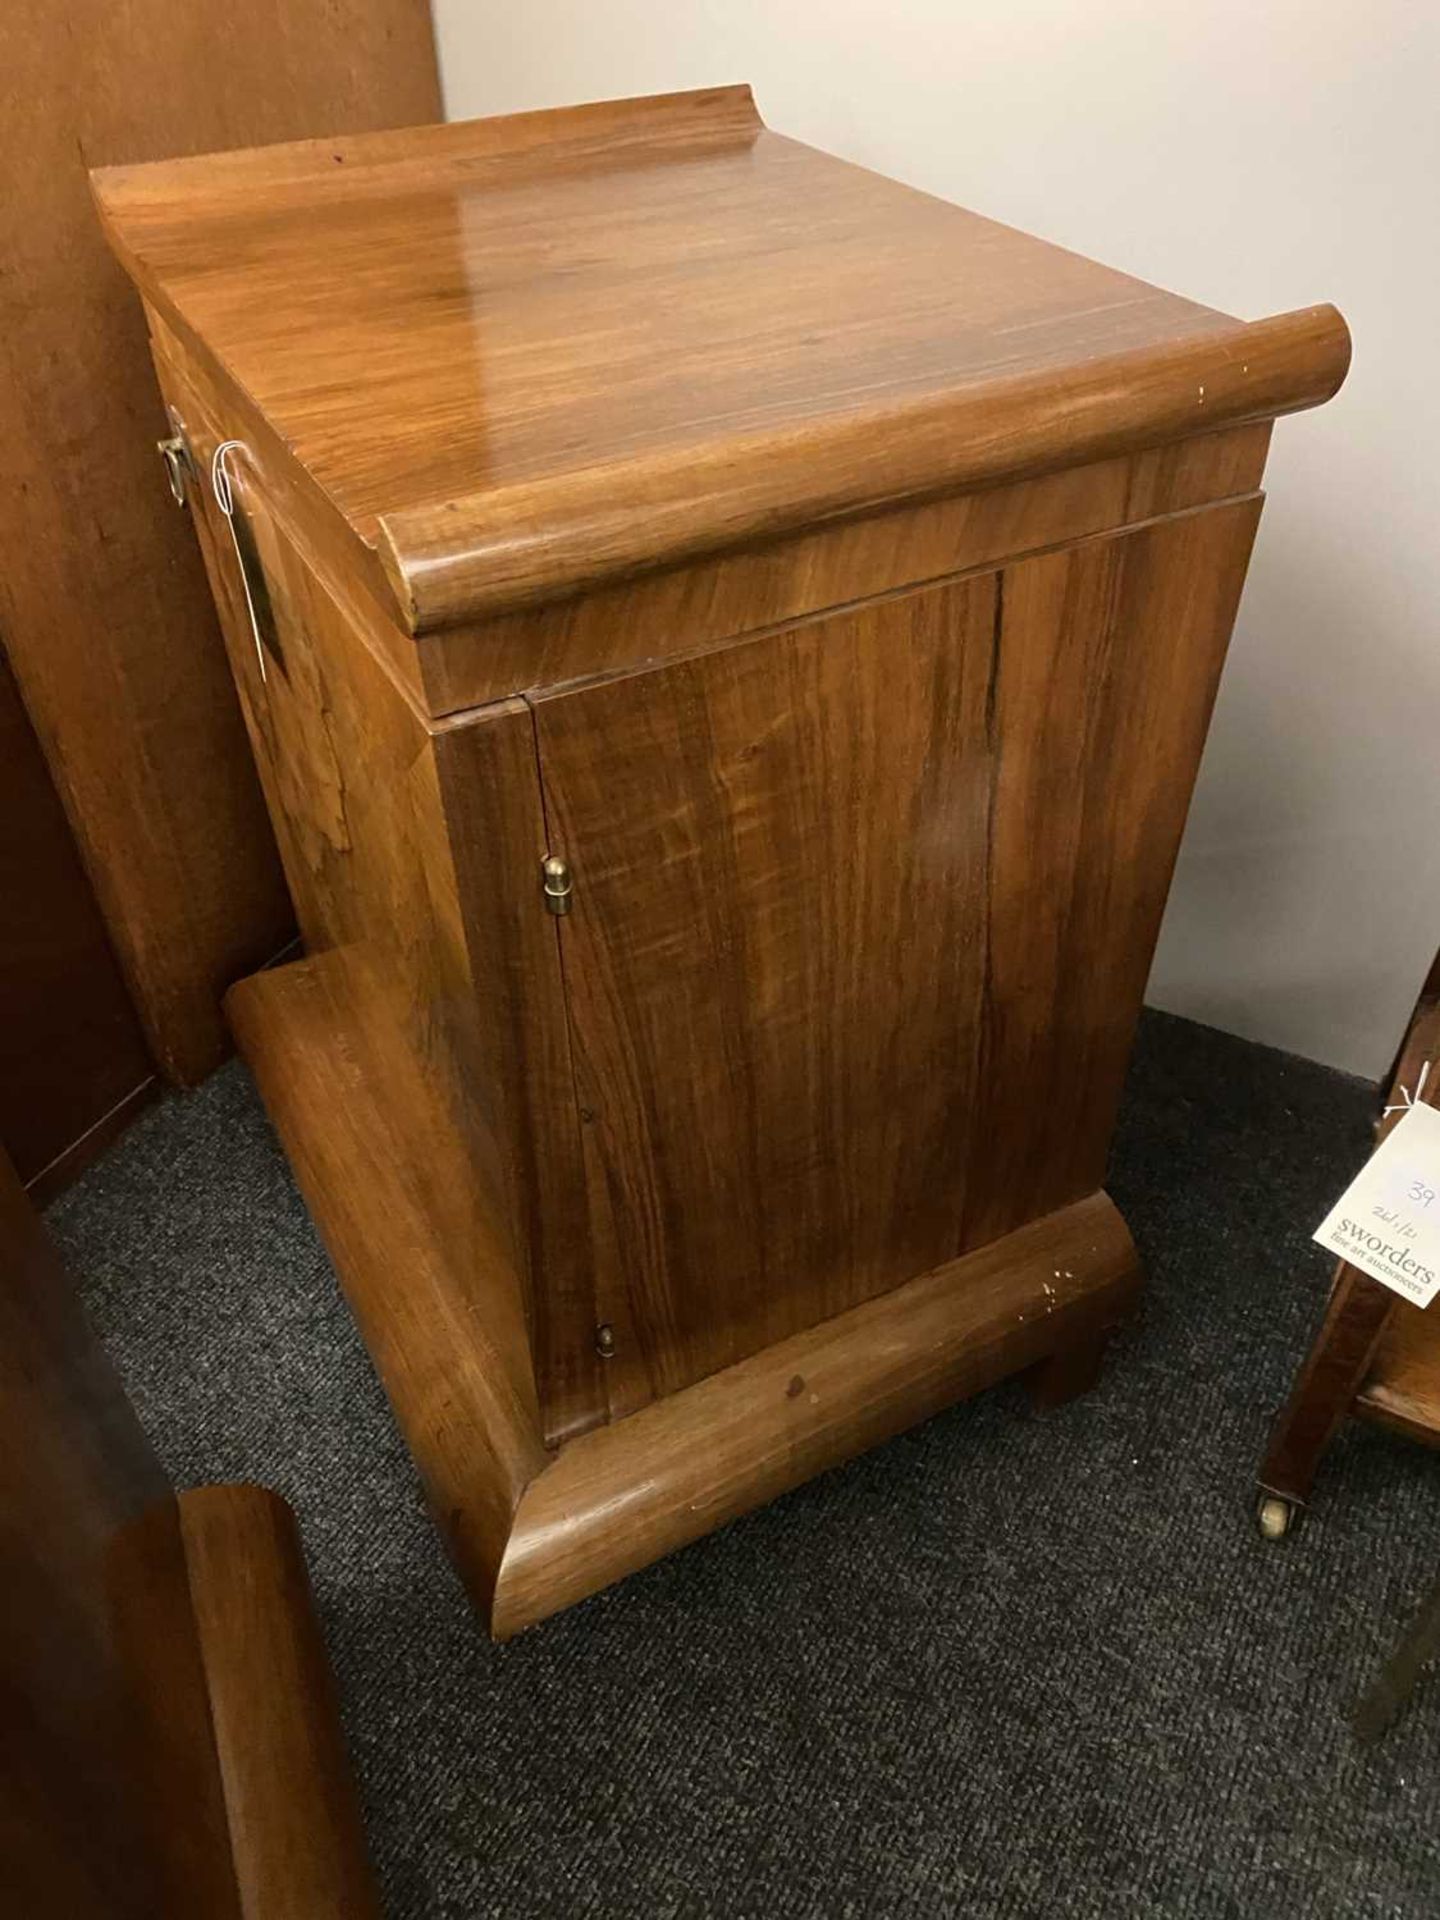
[156,356,540,1429]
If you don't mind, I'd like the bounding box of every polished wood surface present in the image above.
[421,422,1272,717]
[960,500,1262,1243]
[219,965,1140,1638]
[1260,967,1440,1508]
[0,650,154,1194]
[160,332,566,1465]
[494,1192,1138,1639]
[0,1149,378,1912]
[92,86,1348,637]
[178,1485,381,1919]
[99,90,1347,1627]
[158,324,602,1447]
[377,303,1337,632]
[0,0,440,1085]
[536,499,1259,1413]
[190,321,1260,1448]
[143,303,1273,724]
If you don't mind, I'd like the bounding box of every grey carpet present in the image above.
[47,1009,1440,1919]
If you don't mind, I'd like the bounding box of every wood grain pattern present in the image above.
[961,496,1263,1242]
[144,316,1272,722]
[144,316,1272,725]
[533,498,1261,1412]
[156,331,599,1446]
[92,87,1347,635]
[379,303,1338,631]
[535,568,999,1412]
[416,424,1273,715]
[434,715,602,1447]
[145,310,433,717]
[0,648,154,1193]
[209,965,1142,1638]
[97,87,1347,1626]
[495,1190,1139,1637]
[0,0,439,1084]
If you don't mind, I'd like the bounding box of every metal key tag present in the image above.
[211,440,284,683]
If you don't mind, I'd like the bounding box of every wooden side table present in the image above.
[94,86,1350,1635]
[1258,951,1440,1538]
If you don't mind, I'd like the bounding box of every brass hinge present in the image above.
[541,854,573,915]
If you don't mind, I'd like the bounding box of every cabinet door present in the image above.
[532,498,1259,1411]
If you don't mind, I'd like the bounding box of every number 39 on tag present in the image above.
[1313,1099,1440,1307]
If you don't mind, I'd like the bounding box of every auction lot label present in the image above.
[1314,1100,1440,1308]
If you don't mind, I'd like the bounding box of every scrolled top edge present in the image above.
[90,85,764,215]
[377,302,1352,635]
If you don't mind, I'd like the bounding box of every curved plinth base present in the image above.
[494,1196,1137,1635]
[230,956,1142,1638]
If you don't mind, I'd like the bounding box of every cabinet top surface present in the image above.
[93,85,1347,631]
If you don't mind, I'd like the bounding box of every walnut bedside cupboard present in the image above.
[93,86,1350,1637]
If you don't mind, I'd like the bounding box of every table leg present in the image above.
[1256,1262,1396,1537]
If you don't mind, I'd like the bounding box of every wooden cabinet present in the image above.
[0,0,440,1091]
[0,1149,378,1914]
[94,85,1349,1635]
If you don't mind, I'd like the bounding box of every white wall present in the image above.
[433,1,1440,1078]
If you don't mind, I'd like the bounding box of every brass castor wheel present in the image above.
[1257,1494,1296,1541]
